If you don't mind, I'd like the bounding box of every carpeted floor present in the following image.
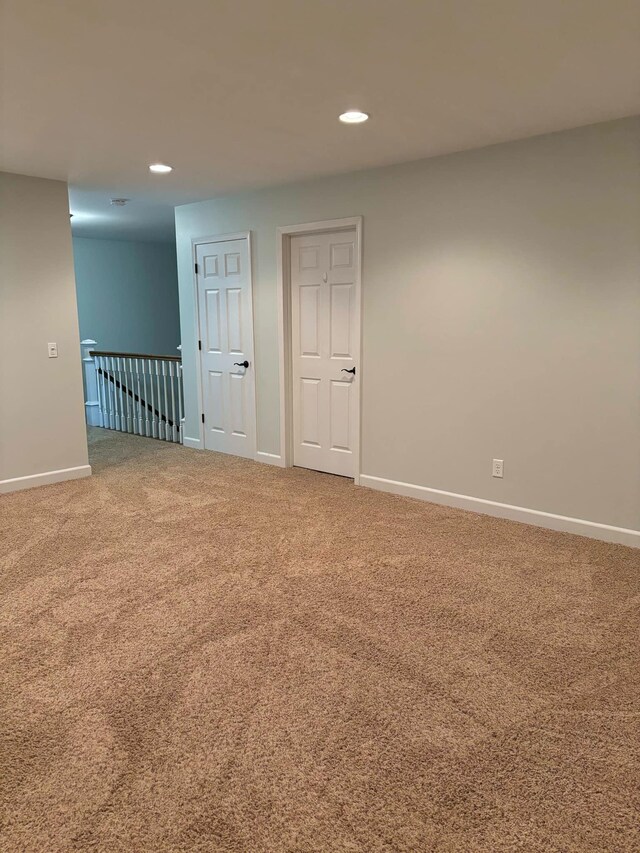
[1,429,638,852]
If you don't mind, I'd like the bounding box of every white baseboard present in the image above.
[255,451,285,467]
[360,474,640,548]
[182,436,203,450]
[0,464,92,495]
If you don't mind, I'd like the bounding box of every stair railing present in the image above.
[80,340,183,444]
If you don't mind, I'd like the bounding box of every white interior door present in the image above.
[196,237,256,458]
[291,229,358,477]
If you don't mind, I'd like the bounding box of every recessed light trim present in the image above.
[339,110,369,124]
[149,163,173,174]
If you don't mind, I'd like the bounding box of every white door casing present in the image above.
[290,228,359,477]
[195,236,256,458]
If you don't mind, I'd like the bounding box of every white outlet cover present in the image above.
[492,458,504,478]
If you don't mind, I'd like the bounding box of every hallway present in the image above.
[1,429,638,851]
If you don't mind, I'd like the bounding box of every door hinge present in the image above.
[194,262,199,274]
[198,340,202,351]
[201,413,205,424]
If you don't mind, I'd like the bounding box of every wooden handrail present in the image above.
[91,350,182,362]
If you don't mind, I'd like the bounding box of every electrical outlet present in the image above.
[492,458,504,478]
[48,342,58,358]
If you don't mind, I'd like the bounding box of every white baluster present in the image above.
[162,360,169,441]
[177,359,184,444]
[133,358,140,433]
[129,357,137,435]
[172,361,179,444]
[108,357,116,429]
[101,356,107,428]
[143,359,150,436]
[158,359,164,441]
[101,356,111,430]
[149,358,156,438]
[99,356,108,429]
[94,354,105,428]
[115,357,120,430]
[122,356,129,432]
[114,356,122,431]
[122,357,129,432]
[166,361,171,441]
[169,362,177,442]
[176,345,184,443]
[135,358,143,435]
[107,356,118,429]
[121,357,128,432]
[163,359,169,441]
[155,359,163,440]
[126,357,134,433]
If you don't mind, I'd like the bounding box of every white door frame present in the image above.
[276,216,363,483]
[192,231,257,456]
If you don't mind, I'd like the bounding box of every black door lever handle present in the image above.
[341,366,356,375]
[234,360,249,368]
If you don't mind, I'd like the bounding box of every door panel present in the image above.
[330,380,352,451]
[330,283,353,358]
[229,372,246,436]
[204,289,222,352]
[299,285,320,357]
[300,377,321,447]
[226,288,243,353]
[203,253,219,277]
[299,245,320,271]
[196,238,255,458]
[330,241,353,269]
[207,371,224,432]
[291,229,358,477]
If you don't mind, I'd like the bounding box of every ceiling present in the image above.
[2,0,638,242]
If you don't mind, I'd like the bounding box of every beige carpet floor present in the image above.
[1,428,638,852]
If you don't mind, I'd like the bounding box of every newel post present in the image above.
[81,339,102,426]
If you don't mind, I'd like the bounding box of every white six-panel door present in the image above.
[196,238,256,458]
[291,229,358,477]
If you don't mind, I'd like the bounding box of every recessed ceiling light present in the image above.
[149,163,172,174]
[339,110,369,124]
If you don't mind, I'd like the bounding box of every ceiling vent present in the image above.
[110,198,130,206]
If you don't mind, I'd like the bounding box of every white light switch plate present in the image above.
[48,342,58,358]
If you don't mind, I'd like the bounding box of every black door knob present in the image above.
[234,360,249,368]
[341,366,356,375]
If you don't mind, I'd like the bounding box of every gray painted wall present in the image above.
[1,172,89,486]
[175,118,640,532]
[73,237,180,355]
